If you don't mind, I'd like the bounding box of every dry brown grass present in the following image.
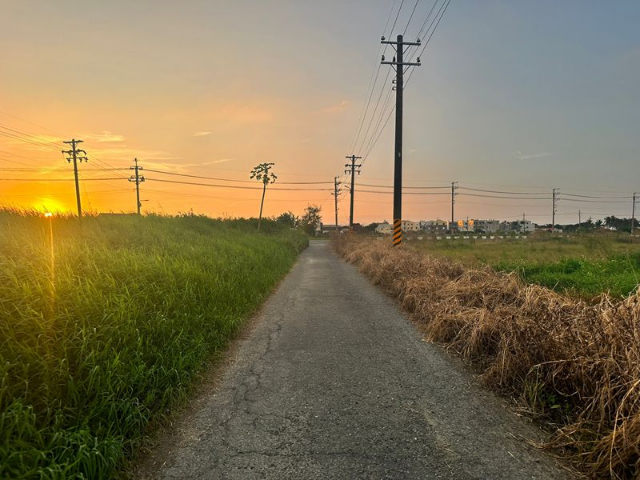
[334,235,640,479]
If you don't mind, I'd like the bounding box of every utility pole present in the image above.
[552,188,558,233]
[62,139,87,218]
[451,181,458,231]
[332,176,341,230]
[631,193,637,236]
[129,158,145,215]
[381,34,421,246]
[344,155,361,227]
[522,212,526,233]
[578,210,581,230]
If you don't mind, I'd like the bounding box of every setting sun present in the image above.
[33,198,66,215]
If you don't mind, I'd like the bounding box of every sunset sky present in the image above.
[1,0,638,225]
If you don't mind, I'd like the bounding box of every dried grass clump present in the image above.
[334,235,640,479]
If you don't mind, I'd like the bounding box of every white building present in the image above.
[375,221,393,235]
[520,220,536,233]
[401,220,421,232]
[420,219,448,233]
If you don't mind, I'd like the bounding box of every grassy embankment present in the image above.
[407,232,640,298]
[0,210,307,479]
[335,234,640,479]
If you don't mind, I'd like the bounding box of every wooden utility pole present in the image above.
[381,34,421,246]
[129,158,145,215]
[344,155,361,227]
[62,139,87,218]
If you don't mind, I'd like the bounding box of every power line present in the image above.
[405,0,451,86]
[415,0,441,39]
[389,0,406,35]
[459,186,551,196]
[355,69,393,156]
[402,0,421,36]
[0,177,124,182]
[359,182,449,189]
[0,188,131,198]
[361,87,395,163]
[460,193,551,200]
[145,177,331,192]
[558,196,631,204]
[0,110,63,136]
[144,168,332,185]
[349,0,401,155]
[358,189,449,195]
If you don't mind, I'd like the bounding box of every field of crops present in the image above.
[407,232,640,298]
[0,210,307,478]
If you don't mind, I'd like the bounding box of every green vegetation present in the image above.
[0,210,307,479]
[408,232,640,298]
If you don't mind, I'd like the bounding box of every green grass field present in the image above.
[0,210,307,479]
[407,232,640,298]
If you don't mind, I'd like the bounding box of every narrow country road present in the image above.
[145,241,567,479]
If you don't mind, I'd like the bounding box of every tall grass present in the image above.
[0,210,307,478]
[335,235,640,479]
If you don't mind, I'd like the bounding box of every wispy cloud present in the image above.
[202,158,233,165]
[141,158,235,172]
[516,150,553,161]
[193,131,212,137]
[321,100,349,114]
[84,130,126,143]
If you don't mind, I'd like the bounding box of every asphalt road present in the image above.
[147,240,567,479]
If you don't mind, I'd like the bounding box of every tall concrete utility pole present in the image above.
[344,155,361,227]
[631,192,637,236]
[381,34,421,247]
[129,158,145,215]
[552,188,558,232]
[332,176,340,230]
[62,139,87,218]
[451,181,458,230]
[578,210,581,230]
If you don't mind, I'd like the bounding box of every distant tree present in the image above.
[363,222,378,232]
[276,211,299,228]
[604,215,631,232]
[250,163,277,230]
[300,205,322,236]
[596,219,603,228]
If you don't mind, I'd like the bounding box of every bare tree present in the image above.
[250,163,277,230]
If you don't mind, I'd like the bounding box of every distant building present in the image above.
[401,220,420,232]
[319,224,343,234]
[473,219,500,233]
[499,220,536,233]
[376,221,393,235]
[420,219,448,233]
[519,220,536,233]
[455,219,475,232]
